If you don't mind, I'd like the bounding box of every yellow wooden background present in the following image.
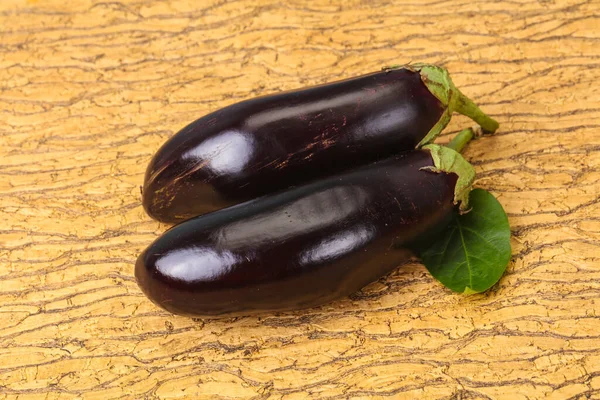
[1,0,599,399]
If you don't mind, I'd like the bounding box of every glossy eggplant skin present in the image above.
[135,150,458,317]
[143,69,444,223]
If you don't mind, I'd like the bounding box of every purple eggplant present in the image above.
[135,144,475,316]
[142,64,497,223]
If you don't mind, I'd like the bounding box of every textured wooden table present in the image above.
[1,0,599,399]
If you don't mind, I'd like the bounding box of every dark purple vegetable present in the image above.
[142,64,496,223]
[135,144,475,316]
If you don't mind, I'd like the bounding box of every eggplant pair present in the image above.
[135,64,497,316]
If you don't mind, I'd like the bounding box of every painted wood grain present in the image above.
[1,0,599,398]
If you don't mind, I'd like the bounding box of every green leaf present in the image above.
[414,188,511,294]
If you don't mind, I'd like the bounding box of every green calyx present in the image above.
[421,144,476,213]
[382,64,499,148]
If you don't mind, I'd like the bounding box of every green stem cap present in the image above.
[421,143,476,213]
[382,64,499,147]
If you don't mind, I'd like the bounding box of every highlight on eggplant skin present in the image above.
[135,149,464,317]
[142,68,445,223]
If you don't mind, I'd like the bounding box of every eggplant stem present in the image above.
[453,89,499,133]
[447,127,476,153]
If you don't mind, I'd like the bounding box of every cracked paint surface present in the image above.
[1,0,600,399]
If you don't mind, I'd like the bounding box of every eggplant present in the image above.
[135,144,475,316]
[142,64,497,223]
